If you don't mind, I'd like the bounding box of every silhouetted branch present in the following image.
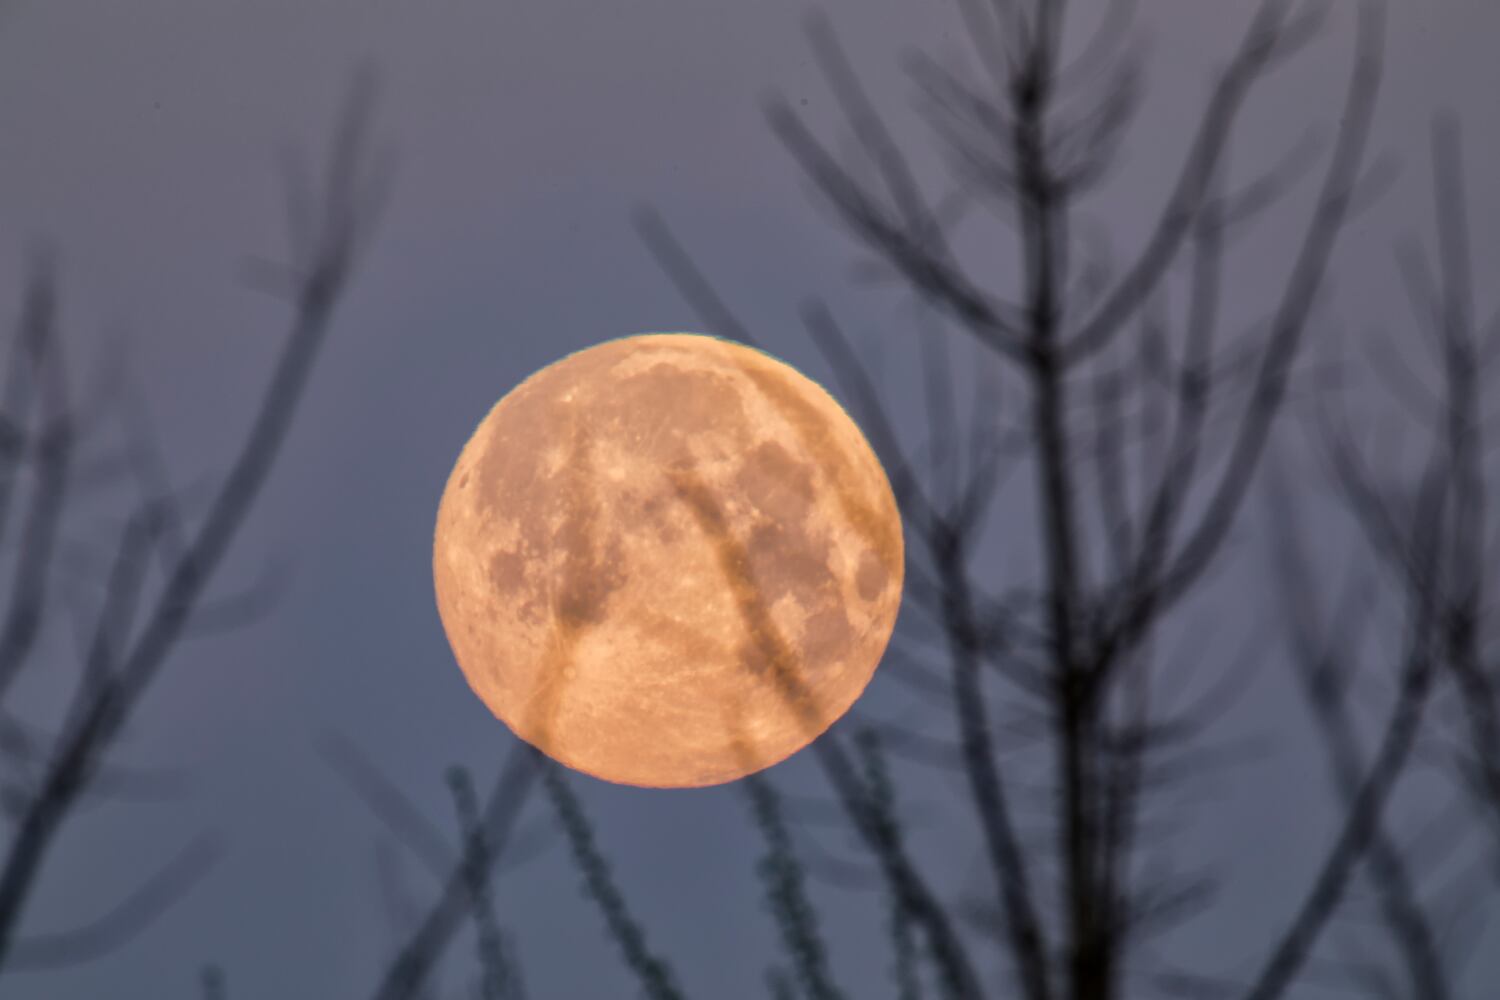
[766,28,1027,361]
[1237,375,1447,1000]
[538,758,686,1000]
[667,459,985,1000]
[0,69,387,972]
[744,772,847,1000]
[632,208,762,350]
[765,965,799,1000]
[321,733,455,881]
[856,732,926,1000]
[0,254,61,553]
[0,260,73,706]
[1264,465,1449,1000]
[808,740,985,1000]
[1318,113,1500,880]
[1095,0,1385,671]
[1062,0,1325,365]
[371,743,536,1000]
[634,8,1435,1000]
[374,843,439,1000]
[447,766,522,1000]
[200,964,226,1000]
[1423,116,1500,837]
[5,832,222,970]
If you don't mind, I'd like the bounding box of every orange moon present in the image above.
[432,333,903,788]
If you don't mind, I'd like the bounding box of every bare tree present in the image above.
[335,3,1499,1000]
[1323,116,1500,855]
[0,72,386,980]
[636,1,1409,999]
[1256,112,1500,997]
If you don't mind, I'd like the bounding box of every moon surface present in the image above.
[432,333,903,788]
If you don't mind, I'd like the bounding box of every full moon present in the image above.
[432,333,903,788]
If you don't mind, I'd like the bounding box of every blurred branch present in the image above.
[668,459,986,1000]
[1263,465,1448,1000]
[320,733,455,881]
[1424,116,1500,837]
[1093,0,1385,674]
[766,15,1028,362]
[6,832,222,970]
[0,69,387,973]
[538,757,686,1000]
[633,208,762,350]
[371,743,536,1000]
[857,731,927,1000]
[0,261,73,705]
[200,964,226,1000]
[447,766,524,1000]
[744,772,848,1000]
[1237,329,1447,1000]
[1062,0,1326,364]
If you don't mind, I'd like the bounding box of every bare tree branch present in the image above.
[0,69,387,971]
[5,833,222,971]
[371,743,537,1000]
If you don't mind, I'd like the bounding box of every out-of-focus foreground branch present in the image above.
[0,71,387,977]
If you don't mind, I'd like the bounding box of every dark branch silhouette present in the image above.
[0,69,387,977]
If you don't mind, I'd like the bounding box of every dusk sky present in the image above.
[0,2,1497,998]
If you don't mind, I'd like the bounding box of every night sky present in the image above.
[0,2,1497,998]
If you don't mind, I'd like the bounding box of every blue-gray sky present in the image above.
[0,1,1497,998]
